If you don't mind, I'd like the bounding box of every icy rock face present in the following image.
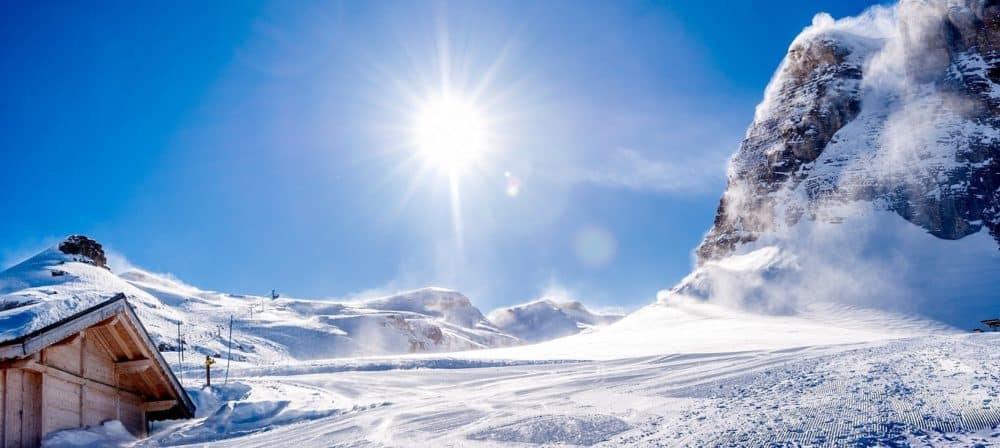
[57,235,108,269]
[698,0,1000,262]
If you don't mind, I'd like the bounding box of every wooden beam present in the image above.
[51,332,83,348]
[119,301,196,418]
[0,355,40,370]
[21,359,84,386]
[89,329,117,360]
[93,315,121,330]
[105,324,135,360]
[115,359,153,375]
[141,400,177,413]
[115,318,172,398]
[16,357,145,401]
[115,318,152,359]
[7,358,43,372]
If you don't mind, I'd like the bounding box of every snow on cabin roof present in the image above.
[0,292,197,419]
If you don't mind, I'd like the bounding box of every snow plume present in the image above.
[104,249,137,274]
[670,204,1000,326]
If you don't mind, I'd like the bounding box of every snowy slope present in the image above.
[134,333,999,447]
[0,238,527,366]
[121,269,520,362]
[0,247,183,345]
[487,298,623,343]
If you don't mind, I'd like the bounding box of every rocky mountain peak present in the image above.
[697,0,1000,263]
[58,235,108,269]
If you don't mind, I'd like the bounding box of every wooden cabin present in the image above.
[0,294,194,446]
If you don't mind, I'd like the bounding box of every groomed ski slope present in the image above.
[138,333,1000,447]
[123,299,999,447]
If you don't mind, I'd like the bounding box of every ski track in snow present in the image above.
[141,334,1000,447]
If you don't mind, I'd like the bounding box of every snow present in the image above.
[468,414,630,445]
[474,299,951,361]
[120,274,522,362]
[0,248,182,343]
[134,332,1000,447]
[487,298,623,343]
[675,206,1000,327]
[42,421,136,448]
[0,245,532,366]
[4,237,997,446]
[7,4,1000,444]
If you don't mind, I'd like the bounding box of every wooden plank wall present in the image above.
[83,336,114,384]
[1,323,158,446]
[23,373,40,448]
[82,385,116,428]
[118,395,145,434]
[40,335,82,436]
[3,369,42,448]
[4,369,24,447]
[41,376,80,435]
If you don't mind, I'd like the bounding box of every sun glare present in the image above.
[413,95,487,174]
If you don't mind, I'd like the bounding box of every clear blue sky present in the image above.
[0,0,885,311]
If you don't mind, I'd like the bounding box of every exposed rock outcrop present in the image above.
[58,235,109,269]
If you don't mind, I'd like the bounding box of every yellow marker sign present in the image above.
[205,355,217,387]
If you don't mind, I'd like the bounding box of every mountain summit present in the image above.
[669,0,1000,327]
[698,0,999,262]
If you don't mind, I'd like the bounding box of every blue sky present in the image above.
[0,0,884,311]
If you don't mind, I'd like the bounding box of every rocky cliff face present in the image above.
[698,0,1000,262]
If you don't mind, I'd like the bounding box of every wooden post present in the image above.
[204,356,216,388]
[176,322,183,387]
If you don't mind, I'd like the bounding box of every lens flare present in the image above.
[504,171,521,197]
[574,227,616,268]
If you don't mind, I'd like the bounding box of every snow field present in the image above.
[138,334,999,447]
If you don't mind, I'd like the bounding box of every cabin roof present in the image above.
[0,293,195,419]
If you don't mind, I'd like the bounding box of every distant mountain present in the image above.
[0,236,625,366]
[487,299,623,343]
[120,269,522,361]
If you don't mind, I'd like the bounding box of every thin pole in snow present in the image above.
[225,314,233,384]
[176,321,183,386]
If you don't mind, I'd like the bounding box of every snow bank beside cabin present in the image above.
[41,421,136,448]
[143,381,357,446]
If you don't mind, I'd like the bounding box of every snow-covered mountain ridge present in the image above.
[0,237,618,365]
[487,298,623,343]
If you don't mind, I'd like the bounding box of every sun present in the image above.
[413,95,487,174]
